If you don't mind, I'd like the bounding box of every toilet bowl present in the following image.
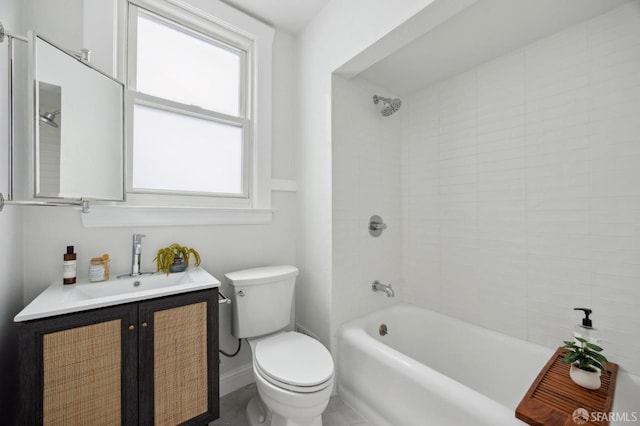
[225,266,335,426]
[246,332,334,426]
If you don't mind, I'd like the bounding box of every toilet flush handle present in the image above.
[236,290,246,297]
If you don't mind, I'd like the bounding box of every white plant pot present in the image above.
[570,365,601,390]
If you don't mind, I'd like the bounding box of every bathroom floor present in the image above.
[209,383,370,426]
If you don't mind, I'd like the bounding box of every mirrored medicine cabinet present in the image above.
[3,30,125,209]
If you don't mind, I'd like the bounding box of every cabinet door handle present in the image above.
[128,325,135,331]
[142,322,148,328]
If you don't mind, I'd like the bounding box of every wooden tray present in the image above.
[516,347,618,426]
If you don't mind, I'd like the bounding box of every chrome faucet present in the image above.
[372,280,395,298]
[131,233,145,276]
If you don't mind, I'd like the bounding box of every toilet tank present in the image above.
[225,265,299,338]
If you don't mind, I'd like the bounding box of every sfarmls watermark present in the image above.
[572,408,638,424]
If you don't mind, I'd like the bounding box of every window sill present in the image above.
[81,205,275,227]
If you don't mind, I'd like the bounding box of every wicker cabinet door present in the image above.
[42,320,123,426]
[138,290,219,426]
[19,304,138,426]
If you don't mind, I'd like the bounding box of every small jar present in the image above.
[89,255,109,282]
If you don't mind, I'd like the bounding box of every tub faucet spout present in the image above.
[372,280,395,298]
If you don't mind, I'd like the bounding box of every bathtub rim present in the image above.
[336,301,640,425]
[336,302,537,425]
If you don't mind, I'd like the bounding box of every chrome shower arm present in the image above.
[373,94,402,116]
[373,94,389,104]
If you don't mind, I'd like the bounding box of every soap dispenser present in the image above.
[573,308,600,345]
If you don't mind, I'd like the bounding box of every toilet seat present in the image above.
[253,332,334,393]
[254,360,333,393]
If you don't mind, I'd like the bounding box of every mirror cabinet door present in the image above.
[34,36,124,201]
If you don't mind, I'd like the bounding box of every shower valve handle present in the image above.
[369,221,387,231]
[369,215,387,237]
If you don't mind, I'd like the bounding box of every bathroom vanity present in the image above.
[15,268,221,425]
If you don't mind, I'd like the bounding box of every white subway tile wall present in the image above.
[332,75,403,346]
[401,2,640,375]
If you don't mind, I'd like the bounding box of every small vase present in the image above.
[169,258,187,273]
[569,365,601,390]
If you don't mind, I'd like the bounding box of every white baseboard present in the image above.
[220,363,255,397]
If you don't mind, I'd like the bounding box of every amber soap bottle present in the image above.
[63,245,77,284]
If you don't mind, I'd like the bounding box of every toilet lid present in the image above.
[254,332,334,388]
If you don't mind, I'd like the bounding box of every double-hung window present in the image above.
[127,3,254,204]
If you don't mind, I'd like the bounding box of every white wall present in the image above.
[331,76,402,348]
[401,2,640,375]
[25,0,117,76]
[271,31,297,181]
[0,1,26,423]
[83,0,117,75]
[296,0,439,348]
[24,0,84,52]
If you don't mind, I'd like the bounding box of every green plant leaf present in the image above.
[585,342,603,352]
[575,337,589,346]
[153,243,200,275]
[563,352,579,364]
[587,351,609,365]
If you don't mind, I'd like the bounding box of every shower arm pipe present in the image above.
[373,94,389,104]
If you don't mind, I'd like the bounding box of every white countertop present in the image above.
[14,266,221,322]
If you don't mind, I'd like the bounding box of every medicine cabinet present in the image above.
[2,29,125,209]
[33,35,124,201]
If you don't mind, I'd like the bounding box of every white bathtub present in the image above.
[337,302,554,426]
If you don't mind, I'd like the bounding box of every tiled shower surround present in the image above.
[401,2,640,374]
[333,1,640,376]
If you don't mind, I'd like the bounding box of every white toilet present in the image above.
[226,266,334,426]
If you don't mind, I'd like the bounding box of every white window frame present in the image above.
[119,0,273,212]
[128,6,251,199]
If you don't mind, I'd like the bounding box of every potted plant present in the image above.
[154,243,201,275]
[562,337,608,390]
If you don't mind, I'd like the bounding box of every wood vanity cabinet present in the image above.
[18,289,219,426]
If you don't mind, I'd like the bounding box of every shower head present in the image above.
[373,95,401,117]
[39,110,60,128]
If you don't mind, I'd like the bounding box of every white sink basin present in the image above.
[14,267,220,322]
[77,270,203,299]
